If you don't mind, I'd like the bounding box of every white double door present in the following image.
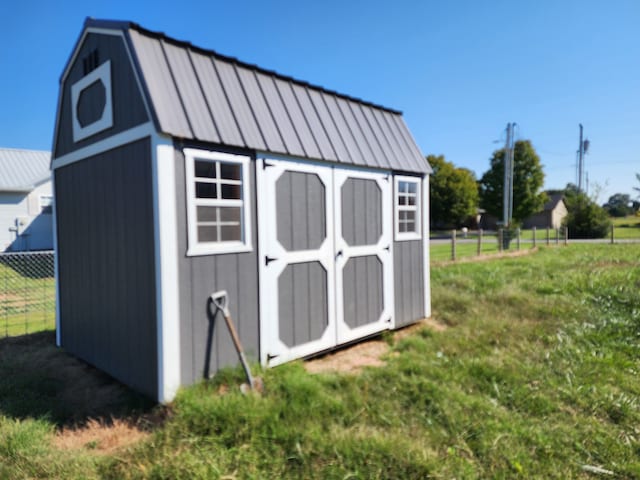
[257,157,394,366]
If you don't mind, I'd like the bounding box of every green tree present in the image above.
[478,140,546,225]
[428,154,479,229]
[563,183,611,238]
[603,193,633,217]
[634,173,640,198]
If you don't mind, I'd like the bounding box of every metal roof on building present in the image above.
[85,19,431,174]
[0,148,51,192]
[542,193,565,212]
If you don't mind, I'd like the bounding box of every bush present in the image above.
[564,196,611,239]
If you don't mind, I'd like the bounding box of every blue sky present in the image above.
[1,0,638,202]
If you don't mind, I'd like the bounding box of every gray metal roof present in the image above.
[85,19,430,174]
[542,193,565,212]
[0,148,51,192]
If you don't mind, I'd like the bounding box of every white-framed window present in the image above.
[184,148,252,256]
[394,175,421,241]
[71,60,113,142]
[40,195,54,214]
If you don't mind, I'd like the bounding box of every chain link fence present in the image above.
[0,251,55,338]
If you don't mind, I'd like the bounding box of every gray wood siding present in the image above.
[55,138,157,398]
[343,255,384,329]
[276,171,326,251]
[55,33,148,158]
[175,148,260,385]
[278,262,328,347]
[393,239,425,327]
[341,177,382,247]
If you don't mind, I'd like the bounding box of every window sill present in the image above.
[186,242,253,257]
[395,232,422,242]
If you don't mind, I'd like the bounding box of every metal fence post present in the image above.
[498,228,504,252]
[451,229,457,261]
[564,226,568,245]
[546,227,550,245]
[611,224,615,244]
[555,228,559,245]
[516,228,521,250]
[532,226,537,248]
[477,228,483,256]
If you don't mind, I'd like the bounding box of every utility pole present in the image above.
[508,123,516,223]
[578,124,584,192]
[502,122,516,226]
[576,124,590,193]
[503,123,511,226]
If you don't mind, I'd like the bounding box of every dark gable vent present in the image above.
[82,49,100,76]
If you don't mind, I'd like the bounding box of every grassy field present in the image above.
[1,244,640,478]
[611,215,640,240]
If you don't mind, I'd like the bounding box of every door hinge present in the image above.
[265,255,278,266]
[267,353,280,362]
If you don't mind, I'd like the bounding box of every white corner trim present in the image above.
[71,60,114,142]
[52,175,61,347]
[52,122,155,170]
[152,136,181,403]
[422,175,431,318]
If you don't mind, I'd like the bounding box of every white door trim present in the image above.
[333,167,394,344]
[257,157,336,366]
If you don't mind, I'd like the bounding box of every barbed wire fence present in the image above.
[0,251,55,338]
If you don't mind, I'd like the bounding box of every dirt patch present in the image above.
[305,339,388,374]
[433,247,540,266]
[54,417,149,455]
[305,317,448,374]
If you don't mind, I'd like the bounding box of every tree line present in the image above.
[428,140,638,238]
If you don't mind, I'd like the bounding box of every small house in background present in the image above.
[52,18,432,402]
[0,148,53,252]
[523,193,567,229]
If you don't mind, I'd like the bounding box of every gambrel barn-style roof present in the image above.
[55,18,430,175]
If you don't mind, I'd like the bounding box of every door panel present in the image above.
[258,158,394,365]
[334,169,394,344]
[257,159,335,366]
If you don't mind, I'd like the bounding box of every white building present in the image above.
[0,148,53,251]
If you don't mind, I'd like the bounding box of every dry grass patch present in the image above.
[432,246,540,266]
[54,417,149,455]
[0,332,154,426]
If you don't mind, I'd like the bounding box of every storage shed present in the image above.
[52,18,432,402]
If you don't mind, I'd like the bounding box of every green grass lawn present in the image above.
[1,244,640,478]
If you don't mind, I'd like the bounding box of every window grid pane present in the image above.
[396,179,420,237]
[192,158,245,245]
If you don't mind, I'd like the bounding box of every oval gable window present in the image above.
[71,60,113,142]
